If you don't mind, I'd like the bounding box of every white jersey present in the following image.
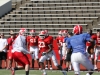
[0,38,8,52]
[12,35,29,54]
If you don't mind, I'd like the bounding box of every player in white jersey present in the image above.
[0,33,8,69]
[12,28,30,75]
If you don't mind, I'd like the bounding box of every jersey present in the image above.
[27,36,39,47]
[67,33,91,54]
[56,36,64,47]
[38,37,51,53]
[7,37,15,50]
[86,34,95,47]
[45,35,53,44]
[0,38,8,52]
[91,34,100,46]
[12,35,29,54]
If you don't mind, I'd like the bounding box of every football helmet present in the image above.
[30,29,36,36]
[73,25,82,35]
[39,31,46,39]
[19,28,27,36]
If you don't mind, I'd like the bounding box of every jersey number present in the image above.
[30,39,36,43]
[38,41,45,48]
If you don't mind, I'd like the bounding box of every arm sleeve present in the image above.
[85,33,91,41]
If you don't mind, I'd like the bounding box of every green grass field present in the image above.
[0,69,99,75]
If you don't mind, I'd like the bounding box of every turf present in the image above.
[0,69,99,75]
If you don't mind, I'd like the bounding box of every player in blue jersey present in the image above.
[67,25,94,75]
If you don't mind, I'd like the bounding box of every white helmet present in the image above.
[30,29,36,36]
[19,28,27,36]
[39,31,46,39]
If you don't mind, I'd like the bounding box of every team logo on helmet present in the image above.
[73,25,82,35]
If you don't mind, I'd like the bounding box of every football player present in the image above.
[56,30,64,66]
[27,29,40,69]
[12,28,30,75]
[44,30,53,70]
[93,30,100,70]
[38,31,67,75]
[66,25,94,75]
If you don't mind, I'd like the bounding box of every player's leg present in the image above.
[50,51,67,75]
[13,52,30,75]
[90,54,94,65]
[34,47,40,69]
[2,52,7,68]
[79,53,94,75]
[7,50,13,69]
[48,58,52,70]
[0,52,2,69]
[31,53,35,69]
[30,46,35,69]
[71,53,80,75]
[45,58,52,70]
[59,50,63,66]
[39,55,48,75]
[45,59,48,70]
[65,53,72,71]
[94,48,99,70]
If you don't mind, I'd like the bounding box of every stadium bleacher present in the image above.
[0,0,100,37]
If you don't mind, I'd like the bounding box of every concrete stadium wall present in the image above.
[0,0,12,18]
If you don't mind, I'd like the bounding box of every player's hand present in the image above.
[42,52,47,56]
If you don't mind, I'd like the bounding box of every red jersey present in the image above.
[7,37,15,50]
[91,34,100,46]
[27,36,39,46]
[56,36,64,46]
[45,35,53,44]
[38,37,51,53]
[86,34,95,46]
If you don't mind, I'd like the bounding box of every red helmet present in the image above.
[73,25,82,35]
[39,31,46,39]
[30,29,36,36]
[19,28,27,36]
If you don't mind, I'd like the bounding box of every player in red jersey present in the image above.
[44,30,53,70]
[86,29,95,65]
[38,31,67,75]
[92,30,100,70]
[56,30,64,66]
[27,29,40,69]
[7,32,16,70]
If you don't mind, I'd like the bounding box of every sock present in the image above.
[86,73,90,75]
[43,69,46,74]
[26,71,29,75]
